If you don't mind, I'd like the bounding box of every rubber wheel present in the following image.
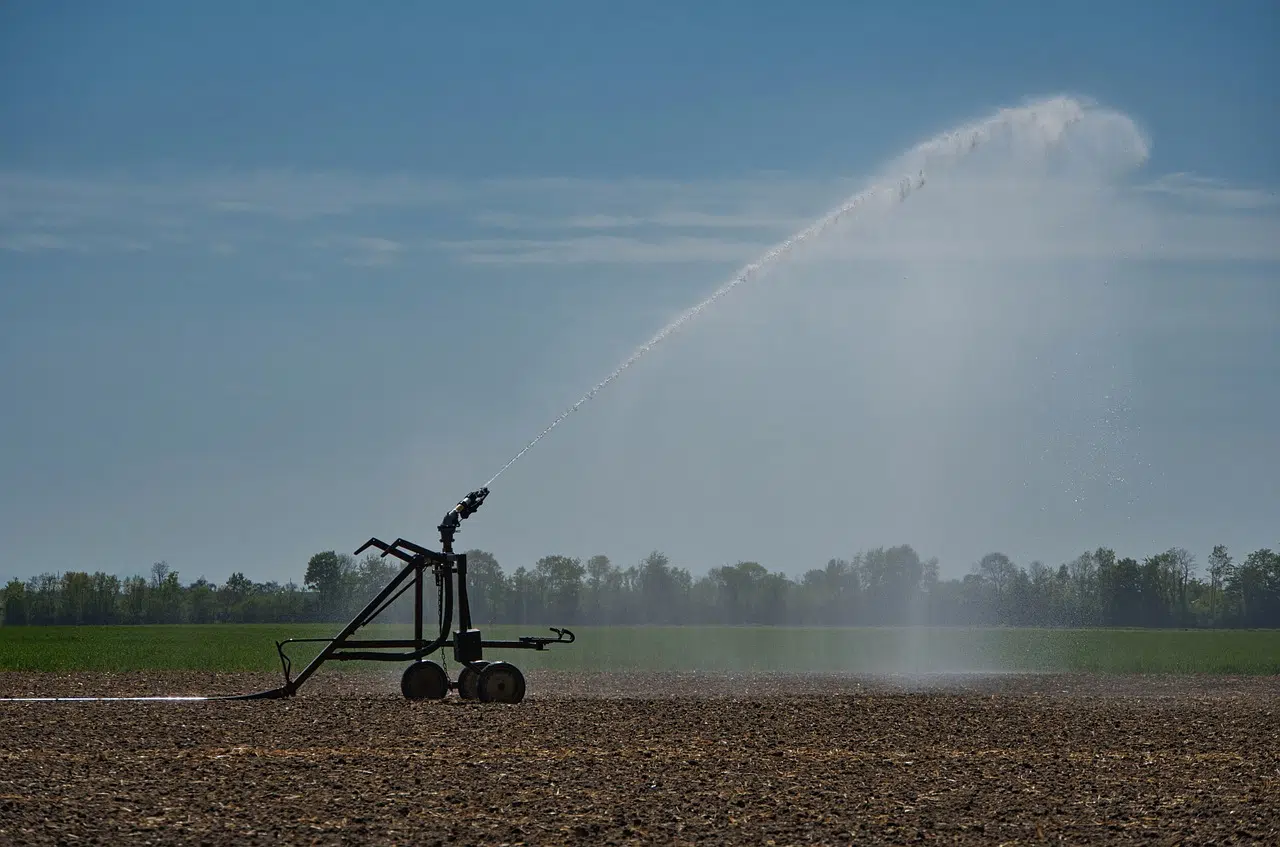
[401,661,449,700]
[457,661,490,701]
[476,661,526,704]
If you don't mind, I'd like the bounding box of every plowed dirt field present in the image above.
[2,671,1276,845]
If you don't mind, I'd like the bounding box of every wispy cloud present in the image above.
[0,231,153,254]
[2,166,1277,267]
[1137,173,1279,211]
[0,232,77,252]
[471,209,811,232]
[312,234,404,267]
[439,171,1280,265]
[439,234,765,265]
[0,170,458,223]
[0,168,843,262]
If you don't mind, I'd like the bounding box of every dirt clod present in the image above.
[2,671,1277,845]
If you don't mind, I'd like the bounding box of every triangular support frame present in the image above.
[228,487,574,700]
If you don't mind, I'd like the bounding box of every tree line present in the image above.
[2,543,1278,629]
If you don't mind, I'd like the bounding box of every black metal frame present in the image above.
[228,488,574,700]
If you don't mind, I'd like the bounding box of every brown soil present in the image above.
[2,670,1277,845]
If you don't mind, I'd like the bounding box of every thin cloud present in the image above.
[2,167,1276,267]
[0,232,76,252]
[312,234,404,267]
[437,173,1280,266]
[440,234,763,265]
[0,231,153,254]
[1136,173,1279,211]
[472,209,812,232]
[0,169,458,225]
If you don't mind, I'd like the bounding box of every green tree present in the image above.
[534,554,586,623]
[583,554,615,622]
[351,552,399,611]
[801,558,859,625]
[508,566,536,625]
[120,575,148,623]
[635,551,688,624]
[1230,548,1280,627]
[1167,547,1197,626]
[857,545,927,625]
[975,552,1018,624]
[1207,545,1232,624]
[305,551,344,616]
[61,571,93,625]
[462,549,508,625]
[188,577,217,623]
[2,578,26,625]
[220,572,253,621]
[89,572,120,624]
[155,569,185,623]
[710,561,770,623]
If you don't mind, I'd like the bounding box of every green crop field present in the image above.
[1,624,1277,675]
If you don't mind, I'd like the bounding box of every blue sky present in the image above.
[2,2,1277,588]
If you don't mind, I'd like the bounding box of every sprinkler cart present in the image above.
[234,487,575,703]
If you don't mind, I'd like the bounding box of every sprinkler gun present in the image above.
[225,483,572,702]
[438,487,489,553]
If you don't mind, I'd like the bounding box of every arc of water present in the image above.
[484,97,1088,489]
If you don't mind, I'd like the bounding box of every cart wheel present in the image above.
[401,661,449,701]
[476,661,526,704]
[457,661,490,701]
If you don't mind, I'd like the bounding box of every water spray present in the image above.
[482,96,1087,489]
[0,96,1099,705]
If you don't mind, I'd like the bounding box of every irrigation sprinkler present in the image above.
[229,487,575,703]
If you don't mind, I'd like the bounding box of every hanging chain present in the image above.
[437,563,448,678]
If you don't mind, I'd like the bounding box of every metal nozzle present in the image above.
[437,487,490,550]
[453,487,489,520]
